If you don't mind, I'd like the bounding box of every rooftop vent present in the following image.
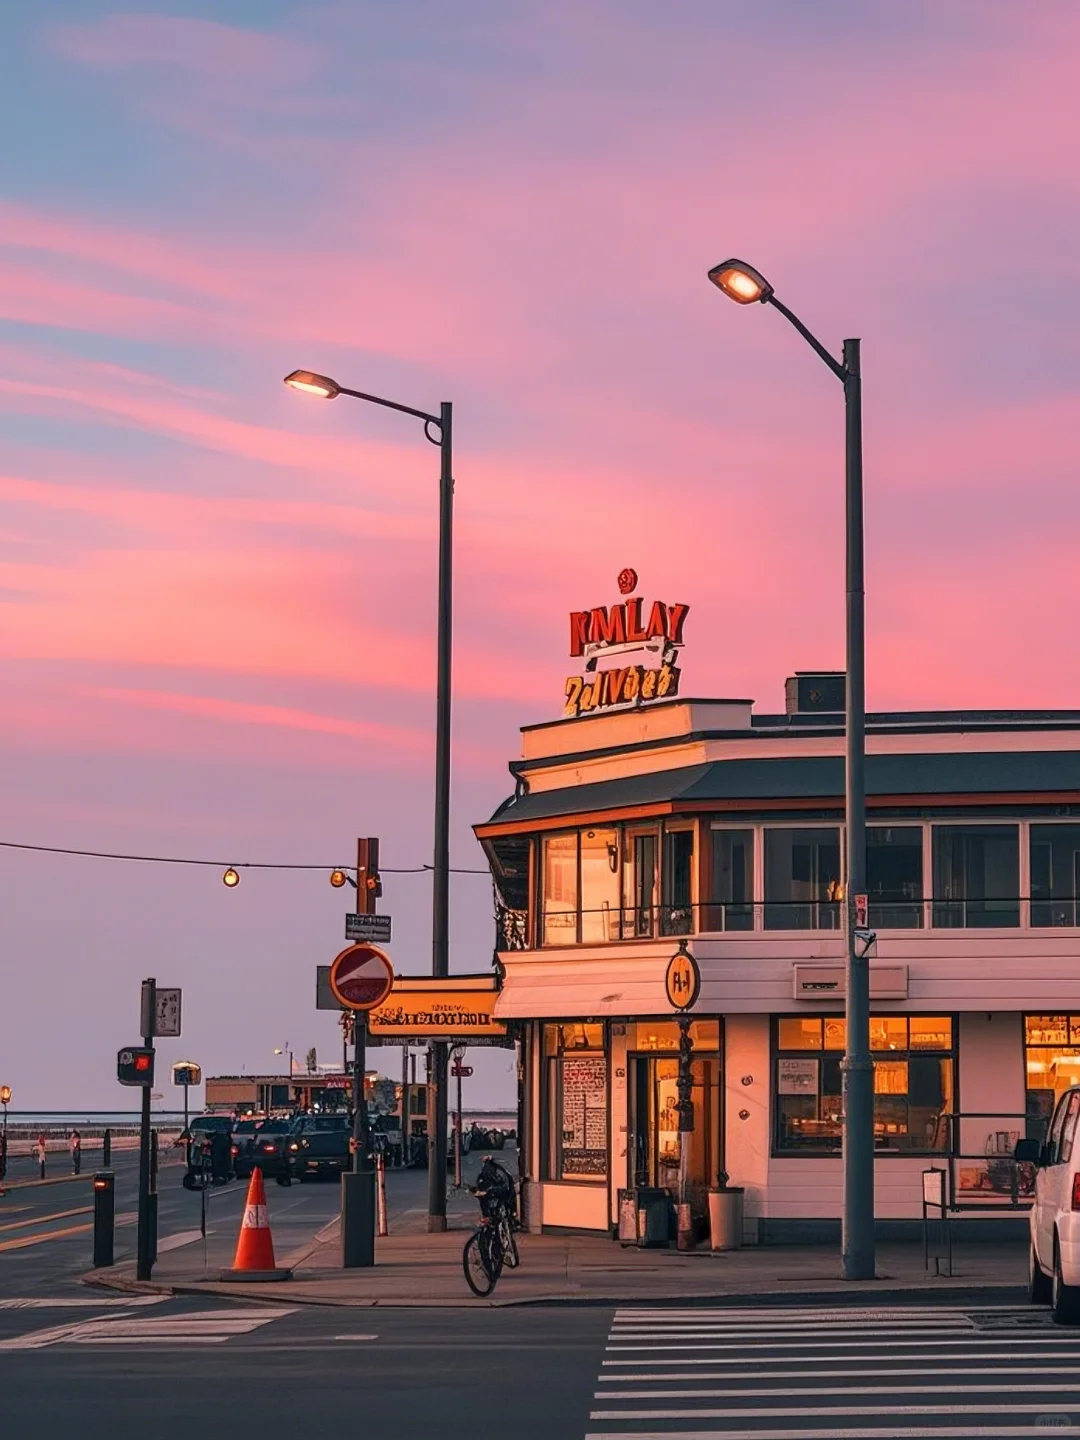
[785,671,845,715]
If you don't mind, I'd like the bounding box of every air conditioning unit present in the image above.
[793,964,908,1001]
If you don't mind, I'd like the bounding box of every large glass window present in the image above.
[867,826,923,928]
[580,828,621,944]
[1025,1016,1080,1142]
[623,829,658,938]
[542,833,579,945]
[1030,825,1080,928]
[661,829,694,936]
[709,828,754,931]
[774,1015,954,1154]
[764,827,842,930]
[542,1023,607,1182]
[932,825,1019,928]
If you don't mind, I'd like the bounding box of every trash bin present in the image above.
[708,1186,744,1250]
[637,1186,673,1248]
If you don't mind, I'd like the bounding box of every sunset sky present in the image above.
[2,2,1079,1108]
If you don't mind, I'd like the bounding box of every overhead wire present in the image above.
[0,839,488,874]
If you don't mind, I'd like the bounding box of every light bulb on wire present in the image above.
[222,867,241,888]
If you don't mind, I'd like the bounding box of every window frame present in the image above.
[771,1013,958,1158]
[540,1021,609,1184]
[762,823,845,933]
[930,822,1021,929]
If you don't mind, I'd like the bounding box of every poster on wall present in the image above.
[778,1058,819,1095]
[561,1055,607,1177]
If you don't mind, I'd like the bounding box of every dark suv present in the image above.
[282,1114,351,1182]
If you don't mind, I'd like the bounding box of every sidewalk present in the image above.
[86,1218,1028,1308]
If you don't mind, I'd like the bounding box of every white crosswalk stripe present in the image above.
[0,1305,295,1350]
[585,1303,1080,1437]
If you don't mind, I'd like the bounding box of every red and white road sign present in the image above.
[328,942,394,1012]
[451,1064,473,1077]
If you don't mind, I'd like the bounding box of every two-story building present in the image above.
[476,648,1080,1242]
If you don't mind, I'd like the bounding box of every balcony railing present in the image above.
[502,897,1080,947]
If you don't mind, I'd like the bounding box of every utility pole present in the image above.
[341,837,378,1268]
[136,978,157,1281]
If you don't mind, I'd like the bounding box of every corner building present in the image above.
[475,679,1080,1241]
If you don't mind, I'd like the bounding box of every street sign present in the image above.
[329,943,395,1012]
[451,1064,473,1078]
[345,912,392,944]
[665,944,700,1011]
[172,1061,201,1087]
[146,987,182,1037]
[853,893,869,929]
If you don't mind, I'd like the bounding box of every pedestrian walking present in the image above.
[69,1128,82,1175]
[35,1132,46,1179]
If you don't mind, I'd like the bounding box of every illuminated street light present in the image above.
[284,369,340,399]
[330,868,348,888]
[706,256,871,1283]
[222,867,240,888]
[707,258,774,305]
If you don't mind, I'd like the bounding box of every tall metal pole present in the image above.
[841,337,874,1280]
[136,977,156,1282]
[343,837,377,1267]
[428,401,453,1232]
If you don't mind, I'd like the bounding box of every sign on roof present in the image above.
[564,568,689,719]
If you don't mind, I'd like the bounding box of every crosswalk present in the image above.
[586,1304,1080,1437]
[0,1298,295,1350]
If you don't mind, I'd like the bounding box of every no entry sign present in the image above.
[329,943,395,1012]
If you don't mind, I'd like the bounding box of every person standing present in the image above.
[35,1132,46,1179]
[69,1129,82,1175]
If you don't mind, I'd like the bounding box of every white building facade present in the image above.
[477,684,1080,1242]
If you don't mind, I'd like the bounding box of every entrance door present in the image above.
[629,1053,722,1200]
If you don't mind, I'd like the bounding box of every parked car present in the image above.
[281,1113,351,1183]
[230,1118,261,1177]
[1017,1087,1080,1323]
[245,1118,294,1180]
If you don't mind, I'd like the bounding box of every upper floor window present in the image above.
[932,824,1019,928]
[541,825,694,944]
[764,827,842,931]
[709,828,754,931]
[867,826,924,929]
[1030,825,1080,928]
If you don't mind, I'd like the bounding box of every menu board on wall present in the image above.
[561,1055,607,1177]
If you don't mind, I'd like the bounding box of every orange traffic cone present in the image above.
[219,1168,292,1282]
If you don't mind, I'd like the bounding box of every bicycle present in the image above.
[462,1158,520,1296]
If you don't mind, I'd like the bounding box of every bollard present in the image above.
[92,1172,115,1267]
[376,1150,388,1237]
[102,1129,111,1167]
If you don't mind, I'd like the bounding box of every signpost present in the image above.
[451,1048,467,1188]
[666,942,700,1252]
[172,1061,202,1131]
[345,913,392,944]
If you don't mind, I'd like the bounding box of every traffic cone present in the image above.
[219,1168,292,1282]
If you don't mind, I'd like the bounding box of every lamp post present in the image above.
[706,259,873,1281]
[284,369,453,1233]
[0,1085,10,1183]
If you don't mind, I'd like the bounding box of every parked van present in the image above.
[1016,1086,1080,1324]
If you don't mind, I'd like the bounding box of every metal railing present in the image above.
[496,896,1080,947]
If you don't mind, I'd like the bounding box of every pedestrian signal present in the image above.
[117,1046,155,1087]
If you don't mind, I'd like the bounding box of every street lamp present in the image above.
[0,1085,10,1183]
[284,367,454,1235]
[707,257,873,1282]
[273,1044,293,1091]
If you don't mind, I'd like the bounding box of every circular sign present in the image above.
[665,944,700,1011]
[329,942,394,1012]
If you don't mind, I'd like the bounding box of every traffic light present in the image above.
[117,1046,155,1087]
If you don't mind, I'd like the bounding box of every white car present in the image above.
[1017,1087,1080,1323]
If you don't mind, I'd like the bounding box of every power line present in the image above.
[0,839,489,875]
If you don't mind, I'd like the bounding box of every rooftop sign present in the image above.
[565,568,690,719]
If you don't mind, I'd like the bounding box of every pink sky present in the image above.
[1,2,1079,1107]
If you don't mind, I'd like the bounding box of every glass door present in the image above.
[628,1053,722,1200]
[624,829,659,937]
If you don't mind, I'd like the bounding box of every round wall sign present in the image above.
[328,942,394,1012]
[664,944,700,1011]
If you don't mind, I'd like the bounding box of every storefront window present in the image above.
[542,833,578,945]
[631,1020,720,1051]
[774,1015,955,1154]
[867,827,924,928]
[709,828,754,931]
[542,1023,607,1182]
[580,828,621,944]
[932,824,1019,928]
[764,827,842,930]
[1030,826,1080,928]
[1025,1015,1080,1141]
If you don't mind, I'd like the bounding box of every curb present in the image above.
[81,1267,1024,1310]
